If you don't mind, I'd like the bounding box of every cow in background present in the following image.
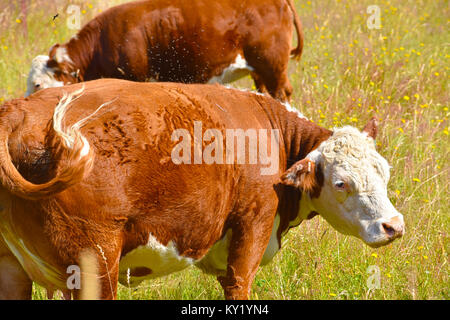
[26,0,304,102]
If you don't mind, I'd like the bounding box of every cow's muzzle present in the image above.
[381,216,405,240]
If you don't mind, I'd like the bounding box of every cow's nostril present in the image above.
[382,219,404,239]
[382,223,396,237]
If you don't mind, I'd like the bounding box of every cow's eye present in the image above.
[335,181,347,190]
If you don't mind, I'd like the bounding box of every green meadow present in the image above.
[0,0,448,299]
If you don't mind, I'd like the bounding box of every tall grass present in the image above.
[0,0,447,300]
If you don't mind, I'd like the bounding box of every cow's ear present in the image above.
[281,158,318,193]
[48,44,60,57]
[46,59,58,69]
[362,117,378,140]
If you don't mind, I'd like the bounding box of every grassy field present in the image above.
[0,0,448,300]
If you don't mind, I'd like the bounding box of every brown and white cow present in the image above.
[26,0,304,102]
[0,79,404,300]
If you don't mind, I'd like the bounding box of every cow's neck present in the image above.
[66,20,101,80]
[270,103,332,244]
[278,110,331,167]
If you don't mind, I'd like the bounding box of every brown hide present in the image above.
[46,0,304,102]
[0,79,330,299]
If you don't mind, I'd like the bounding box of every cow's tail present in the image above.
[286,0,304,60]
[0,86,100,200]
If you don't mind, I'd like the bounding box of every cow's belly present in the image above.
[118,234,195,287]
[196,214,281,276]
[195,229,232,276]
[0,226,66,290]
[118,214,281,285]
[207,54,254,84]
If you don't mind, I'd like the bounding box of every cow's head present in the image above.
[26,55,63,97]
[281,118,405,248]
[26,45,79,97]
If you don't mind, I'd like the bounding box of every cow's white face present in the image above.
[25,55,64,97]
[281,119,405,248]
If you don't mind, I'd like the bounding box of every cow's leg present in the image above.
[271,71,293,103]
[251,72,269,95]
[252,64,293,103]
[217,211,275,300]
[95,254,119,300]
[0,240,32,299]
[244,41,293,102]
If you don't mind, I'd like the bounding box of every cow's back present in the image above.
[23,79,283,263]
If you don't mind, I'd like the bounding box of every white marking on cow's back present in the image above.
[281,101,308,120]
[208,54,254,84]
[222,86,307,121]
[223,85,267,97]
[118,234,194,286]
